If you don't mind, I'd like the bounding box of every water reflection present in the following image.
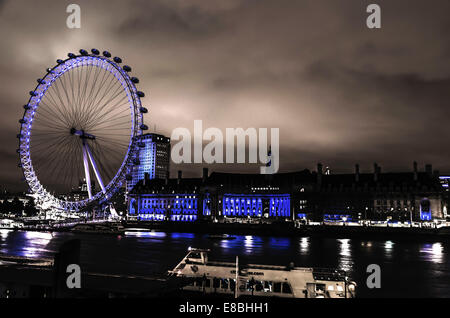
[420,242,444,264]
[1,230,449,297]
[338,239,353,271]
[384,240,394,258]
[268,237,290,250]
[0,229,13,240]
[21,231,54,258]
[220,239,231,249]
[171,233,194,240]
[244,235,253,254]
[299,237,309,255]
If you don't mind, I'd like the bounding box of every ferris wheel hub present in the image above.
[70,128,96,140]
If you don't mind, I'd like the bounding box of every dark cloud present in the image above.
[0,0,450,191]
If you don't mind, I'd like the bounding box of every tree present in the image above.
[24,198,39,217]
[11,197,24,216]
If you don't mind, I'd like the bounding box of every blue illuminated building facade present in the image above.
[222,194,290,217]
[128,163,446,223]
[131,193,199,222]
[128,171,205,222]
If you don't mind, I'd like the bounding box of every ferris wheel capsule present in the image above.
[123,65,132,72]
[113,57,122,63]
[68,53,76,58]
[91,48,100,55]
[131,77,139,84]
[103,51,111,58]
[79,49,88,56]
[137,91,145,98]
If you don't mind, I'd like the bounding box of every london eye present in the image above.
[17,49,148,212]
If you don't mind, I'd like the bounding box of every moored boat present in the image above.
[70,223,125,234]
[207,234,236,240]
[169,248,356,298]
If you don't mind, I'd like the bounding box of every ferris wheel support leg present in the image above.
[85,143,106,195]
[82,141,93,199]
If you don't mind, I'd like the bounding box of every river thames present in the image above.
[0,229,449,298]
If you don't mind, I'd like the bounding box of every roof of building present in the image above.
[129,169,443,194]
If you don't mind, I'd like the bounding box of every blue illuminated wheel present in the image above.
[17,49,149,212]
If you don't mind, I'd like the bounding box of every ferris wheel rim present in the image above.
[17,50,146,212]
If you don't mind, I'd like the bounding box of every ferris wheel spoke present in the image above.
[52,78,74,124]
[67,65,77,117]
[78,65,95,119]
[57,72,75,120]
[73,64,85,125]
[33,115,69,131]
[85,98,130,129]
[31,134,68,154]
[88,69,118,114]
[61,72,80,125]
[33,138,74,184]
[86,82,125,124]
[59,138,77,193]
[53,139,81,191]
[89,94,129,121]
[80,66,104,123]
[90,114,132,129]
[42,91,72,125]
[85,105,130,131]
[90,77,124,115]
[80,67,110,121]
[38,101,70,127]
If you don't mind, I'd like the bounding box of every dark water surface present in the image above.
[1,229,449,298]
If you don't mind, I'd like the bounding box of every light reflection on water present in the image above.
[420,242,444,264]
[337,238,354,271]
[0,230,54,258]
[0,230,449,297]
[384,240,394,259]
[299,237,309,255]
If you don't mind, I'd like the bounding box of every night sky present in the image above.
[1,0,449,191]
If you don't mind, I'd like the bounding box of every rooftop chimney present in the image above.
[317,163,323,187]
[202,167,208,183]
[413,161,418,181]
[177,170,182,185]
[355,164,360,182]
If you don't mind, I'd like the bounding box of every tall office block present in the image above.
[126,133,170,193]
